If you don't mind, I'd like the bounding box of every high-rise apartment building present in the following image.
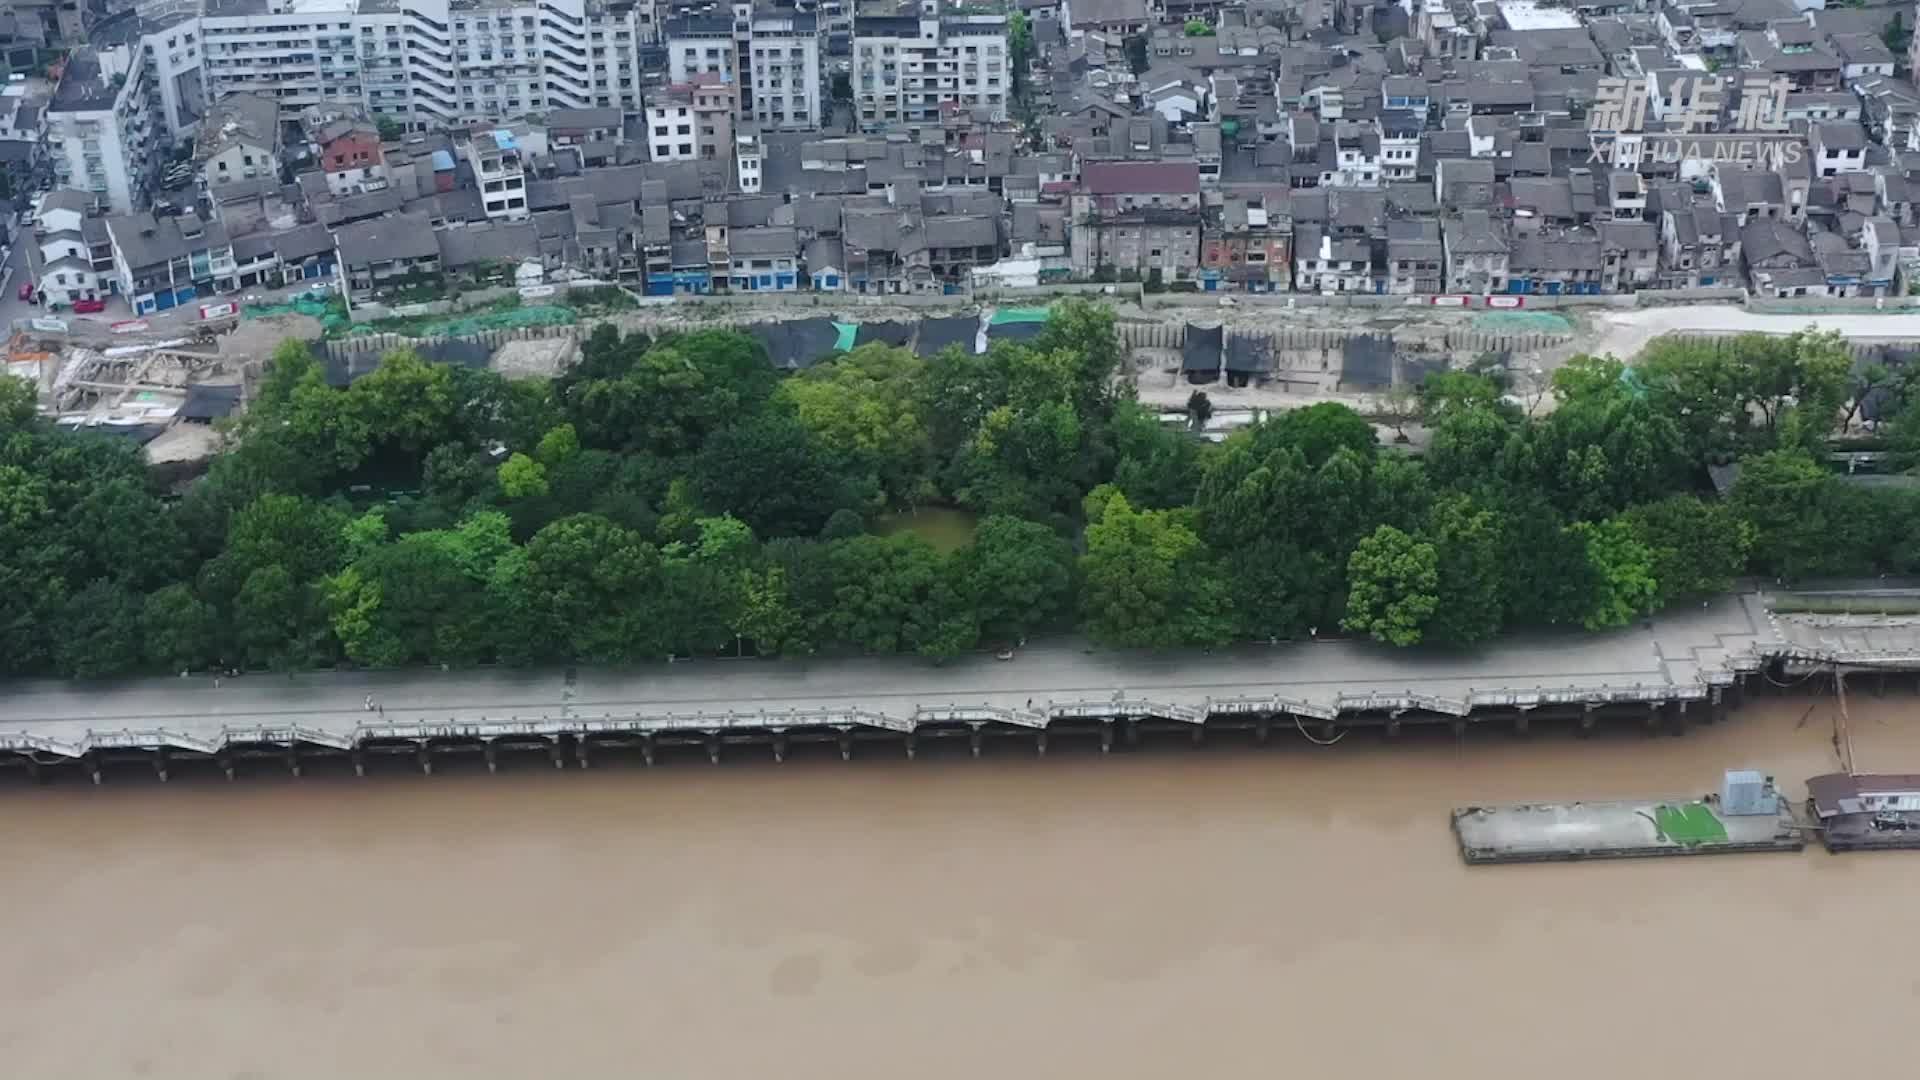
[46,45,155,213]
[851,14,1008,128]
[132,0,647,135]
[746,13,817,130]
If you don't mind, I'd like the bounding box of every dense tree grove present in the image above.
[6,314,1920,679]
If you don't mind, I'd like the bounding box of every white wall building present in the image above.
[852,14,1009,128]
[465,128,528,219]
[735,124,763,194]
[46,46,153,214]
[666,16,738,86]
[747,13,819,130]
[644,84,699,161]
[27,190,117,305]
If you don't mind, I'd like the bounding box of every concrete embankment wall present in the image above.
[319,325,579,366]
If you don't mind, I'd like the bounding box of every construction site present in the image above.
[17,290,1920,470]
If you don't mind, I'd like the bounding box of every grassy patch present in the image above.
[1654,802,1729,845]
[875,507,980,553]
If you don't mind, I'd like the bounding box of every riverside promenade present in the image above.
[0,591,1908,780]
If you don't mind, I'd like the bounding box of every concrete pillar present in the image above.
[1449,719,1466,739]
[705,734,721,765]
[903,733,916,760]
[485,740,499,774]
[1124,718,1140,747]
[1254,716,1270,745]
[352,749,365,778]
[24,758,40,784]
[85,754,101,785]
[641,734,656,766]
[575,738,592,769]
[1386,718,1401,738]
[1101,720,1114,753]
[1645,703,1662,732]
[1035,730,1049,757]
[1514,712,1530,736]
[153,748,169,782]
[1322,721,1339,742]
[1711,690,1727,725]
[1669,701,1690,736]
[838,732,852,761]
[1579,706,1597,736]
[969,726,983,758]
[286,745,302,778]
[1190,724,1205,746]
[772,732,788,763]
[416,744,432,776]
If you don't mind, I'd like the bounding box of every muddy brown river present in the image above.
[6,691,1919,1078]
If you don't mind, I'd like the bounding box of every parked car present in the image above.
[72,298,105,313]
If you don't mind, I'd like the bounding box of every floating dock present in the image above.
[1807,772,1920,853]
[1451,796,1805,864]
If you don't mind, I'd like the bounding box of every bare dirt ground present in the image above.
[143,423,223,464]
[218,312,324,363]
[490,336,579,379]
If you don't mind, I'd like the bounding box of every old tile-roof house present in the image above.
[1442,209,1509,292]
[1599,219,1660,292]
[334,213,440,300]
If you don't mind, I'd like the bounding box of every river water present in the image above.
[7,691,1920,1079]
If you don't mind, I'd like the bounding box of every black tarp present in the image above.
[752,318,841,371]
[1224,334,1272,387]
[855,320,913,348]
[419,338,494,369]
[1397,353,1449,389]
[916,316,978,357]
[985,320,1046,344]
[1340,334,1393,390]
[1182,324,1223,384]
[326,338,495,386]
[179,383,242,422]
[322,349,382,386]
[1860,347,1916,423]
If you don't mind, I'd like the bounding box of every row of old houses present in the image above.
[24,0,1920,309]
